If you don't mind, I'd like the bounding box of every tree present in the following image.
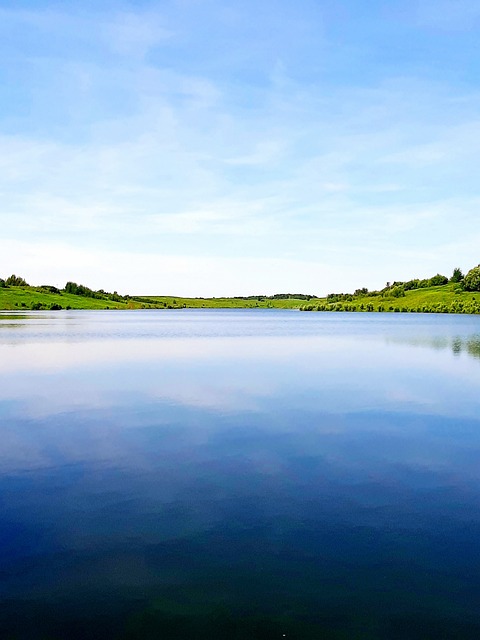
[450,267,464,283]
[5,274,28,286]
[463,265,480,291]
[64,281,79,294]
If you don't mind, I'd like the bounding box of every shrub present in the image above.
[40,285,61,294]
[390,286,405,298]
[429,273,449,286]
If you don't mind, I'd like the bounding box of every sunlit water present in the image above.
[1,310,480,639]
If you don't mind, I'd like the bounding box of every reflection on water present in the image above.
[1,310,480,639]
[387,333,480,360]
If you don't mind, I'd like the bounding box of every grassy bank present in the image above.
[300,283,480,314]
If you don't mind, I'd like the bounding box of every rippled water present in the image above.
[1,310,480,639]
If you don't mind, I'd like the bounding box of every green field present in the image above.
[1,281,480,314]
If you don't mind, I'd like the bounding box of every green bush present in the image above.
[390,285,405,298]
[463,265,480,292]
[429,273,449,286]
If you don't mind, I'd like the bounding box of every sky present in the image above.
[1,0,480,296]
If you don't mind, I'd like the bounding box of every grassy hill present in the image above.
[301,283,480,314]
[0,285,139,310]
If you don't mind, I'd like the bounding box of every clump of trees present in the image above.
[463,265,480,291]
[64,281,126,302]
[2,274,29,287]
[383,273,449,293]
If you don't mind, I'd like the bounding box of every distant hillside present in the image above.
[0,276,312,310]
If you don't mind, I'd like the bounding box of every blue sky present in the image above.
[1,0,480,295]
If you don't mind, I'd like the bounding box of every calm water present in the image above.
[1,310,480,639]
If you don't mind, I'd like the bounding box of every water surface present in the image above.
[1,310,480,639]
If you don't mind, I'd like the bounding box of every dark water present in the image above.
[1,310,480,639]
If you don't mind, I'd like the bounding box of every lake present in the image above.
[1,309,480,639]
